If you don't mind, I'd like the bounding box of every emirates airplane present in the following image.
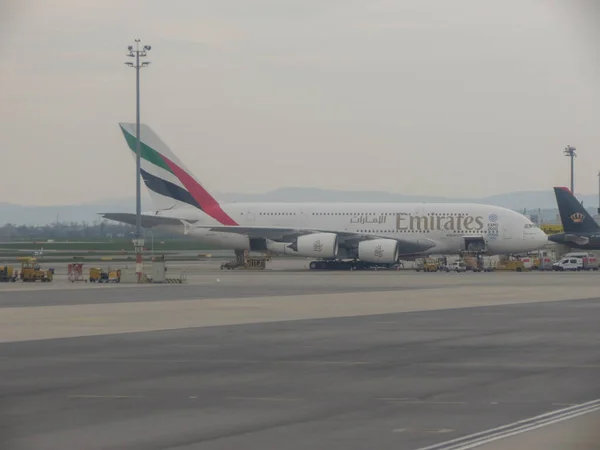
[102,123,548,269]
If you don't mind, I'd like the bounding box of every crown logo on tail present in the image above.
[570,212,584,223]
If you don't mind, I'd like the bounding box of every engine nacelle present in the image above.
[288,233,339,258]
[358,239,399,264]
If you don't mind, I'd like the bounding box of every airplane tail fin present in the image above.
[553,186,599,233]
[118,123,237,225]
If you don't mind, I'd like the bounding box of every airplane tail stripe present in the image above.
[160,155,239,226]
[121,126,173,174]
[141,169,201,210]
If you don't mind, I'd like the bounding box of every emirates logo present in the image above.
[570,212,584,223]
[313,240,323,252]
[373,245,383,258]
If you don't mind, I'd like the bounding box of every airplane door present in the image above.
[503,224,512,239]
[298,209,308,227]
[246,208,255,222]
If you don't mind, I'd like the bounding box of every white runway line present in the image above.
[413,399,600,450]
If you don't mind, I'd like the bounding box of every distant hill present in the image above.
[1,188,599,226]
[0,198,152,226]
[216,187,600,211]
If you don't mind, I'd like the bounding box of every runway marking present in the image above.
[384,400,468,405]
[379,398,579,408]
[36,357,370,366]
[220,359,367,366]
[401,401,468,405]
[412,398,600,450]
[417,362,600,369]
[68,394,143,399]
[273,360,370,366]
[227,396,303,402]
[392,428,455,434]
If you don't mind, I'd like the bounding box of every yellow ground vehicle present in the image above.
[495,258,528,272]
[423,261,440,272]
[89,267,121,283]
[20,258,53,282]
[108,269,121,283]
[89,267,108,283]
[415,258,441,272]
[0,265,17,282]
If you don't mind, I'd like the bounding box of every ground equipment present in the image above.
[0,265,17,282]
[20,258,53,282]
[89,267,120,282]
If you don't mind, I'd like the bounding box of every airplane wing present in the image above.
[100,213,437,254]
[100,213,200,228]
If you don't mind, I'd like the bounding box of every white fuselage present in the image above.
[149,202,548,257]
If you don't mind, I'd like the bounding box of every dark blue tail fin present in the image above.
[553,187,600,233]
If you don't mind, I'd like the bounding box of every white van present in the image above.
[552,257,583,271]
[562,253,599,271]
[446,261,467,272]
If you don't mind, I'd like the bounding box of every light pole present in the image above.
[563,145,576,194]
[597,171,600,215]
[125,39,151,282]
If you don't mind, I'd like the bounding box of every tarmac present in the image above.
[1,259,599,449]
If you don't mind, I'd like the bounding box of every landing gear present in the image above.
[220,250,271,270]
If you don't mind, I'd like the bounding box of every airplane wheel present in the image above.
[309,261,318,270]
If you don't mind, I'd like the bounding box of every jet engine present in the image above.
[287,233,339,258]
[358,239,399,264]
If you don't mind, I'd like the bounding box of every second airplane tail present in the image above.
[553,187,599,233]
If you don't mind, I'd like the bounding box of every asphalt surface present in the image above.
[0,280,452,308]
[0,264,597,309]
[2,296,600,450]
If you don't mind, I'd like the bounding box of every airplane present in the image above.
[101,123,548,270]
[548,186,600,250]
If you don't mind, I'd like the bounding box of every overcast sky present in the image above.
[1,0,599,206]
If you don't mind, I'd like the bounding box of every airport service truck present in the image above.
[552,253,600,271]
